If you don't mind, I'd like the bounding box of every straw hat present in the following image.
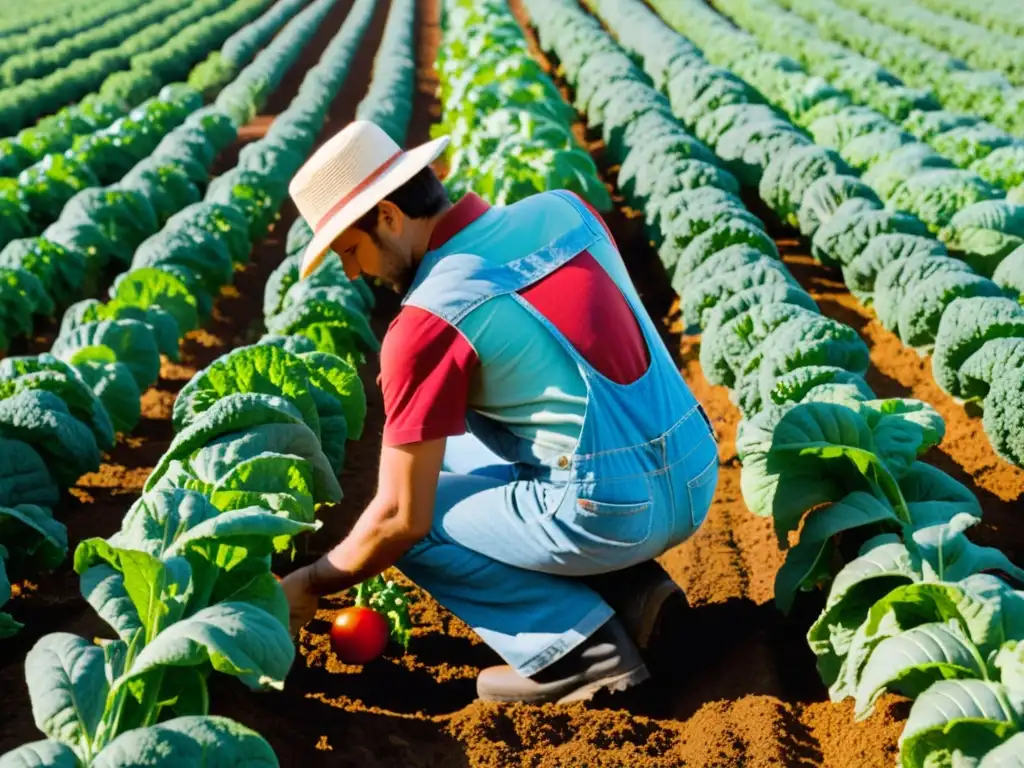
[289,120,450,279]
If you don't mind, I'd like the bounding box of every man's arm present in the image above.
[281,438,445,632]
[309,439,445,593]
[281,307,473,632]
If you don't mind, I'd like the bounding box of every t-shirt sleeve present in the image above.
[379,307,479,446]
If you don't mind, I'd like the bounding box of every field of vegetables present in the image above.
[1,0,1023,765]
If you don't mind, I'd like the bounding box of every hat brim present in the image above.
[298,135,451,280]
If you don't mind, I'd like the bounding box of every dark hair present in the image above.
[353,166,448,241]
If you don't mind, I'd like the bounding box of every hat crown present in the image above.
[289,120,402,228]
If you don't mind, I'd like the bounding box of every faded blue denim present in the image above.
[396,191,718,676]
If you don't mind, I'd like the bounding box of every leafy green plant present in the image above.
[435,0,611,211]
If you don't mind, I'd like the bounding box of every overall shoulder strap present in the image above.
[402,192,604,326]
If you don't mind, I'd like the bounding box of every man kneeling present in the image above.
[280,121,719,703]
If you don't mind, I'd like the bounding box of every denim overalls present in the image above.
[396,190,718,676]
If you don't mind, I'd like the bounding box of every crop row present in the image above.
[638,0,1024,468]
[355,0,416,146]
[0,0,149,63]
[775,0,1024,137]
[0,0,331,355]
[709,0,1024,195]
[434,0,609,211]
[187,0,312,102]
[0,0,268,137]
[524,0,1024,763]
[830,0,1024,87]
[0,0,192,89]
[0,0,347,639]
[0,0,401,763]
[0,0,268,172]
[912,0,1024,39]
[0,0,303,179]
[0,0,96,41]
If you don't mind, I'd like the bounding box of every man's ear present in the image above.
[378,200,404,236]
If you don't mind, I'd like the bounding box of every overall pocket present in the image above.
[687,451,718,529]
[556,486,655,551]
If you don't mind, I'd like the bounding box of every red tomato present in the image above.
[329,606,390,664]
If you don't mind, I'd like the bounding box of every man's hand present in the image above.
[280,567,320,636]
[279,439,446,637]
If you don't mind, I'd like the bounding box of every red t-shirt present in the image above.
[379,192,649,446]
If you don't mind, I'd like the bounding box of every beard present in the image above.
[365,227,416,293]
[377,252,415,294]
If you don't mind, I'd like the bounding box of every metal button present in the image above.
[557,456,569,469]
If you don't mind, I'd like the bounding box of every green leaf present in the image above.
[0,739,81,767]
[75,543,192,642]
[0,438,58,508]
[173,346,320,437]
[910,514,1024,585]
[0,391,101,486]
[165,203,250,267]
[89,716,277,768]
[280,282,372,324]
[266,298,379,355]
[306,380,348,473]
[808,534,920,686]
[0,267,52,342]
[192,451,317,526]
[775,492,901,614]
[163,507,319,562]
[769,365,873,408]
[207,562,288,631]
[0,354,116,450]
[53,319,161,392]
[899,680,1024,767]
[79,564,143,645]
[860,399,946,478]
[110,268,199,336]
[146,395,306,489]
[115,602,294,693]
[74,360,141,435]
[977,733,1024,767]
[0,238,88,308]
[151,396,342,505]
[854,620,986,720]
[104,490,220,558]
[130,228,233,297]
[0,609,22,639]
[901,463,982,528]
[24,633,108,752]
[737,401,908,542]
[994,641,1024,690]
[836,577,1023,707]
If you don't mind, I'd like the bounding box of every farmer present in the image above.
[280,120,719,704]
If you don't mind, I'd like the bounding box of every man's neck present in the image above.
[412,201,454,262]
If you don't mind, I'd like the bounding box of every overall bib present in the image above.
[397,191,718,676]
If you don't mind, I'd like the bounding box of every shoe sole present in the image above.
[633,580,684,649]
[555,664,651,704]
[477,665,652,705]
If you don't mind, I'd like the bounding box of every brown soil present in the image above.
[1,0,1020,766]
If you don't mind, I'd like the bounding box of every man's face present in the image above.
[331,202,415,292]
